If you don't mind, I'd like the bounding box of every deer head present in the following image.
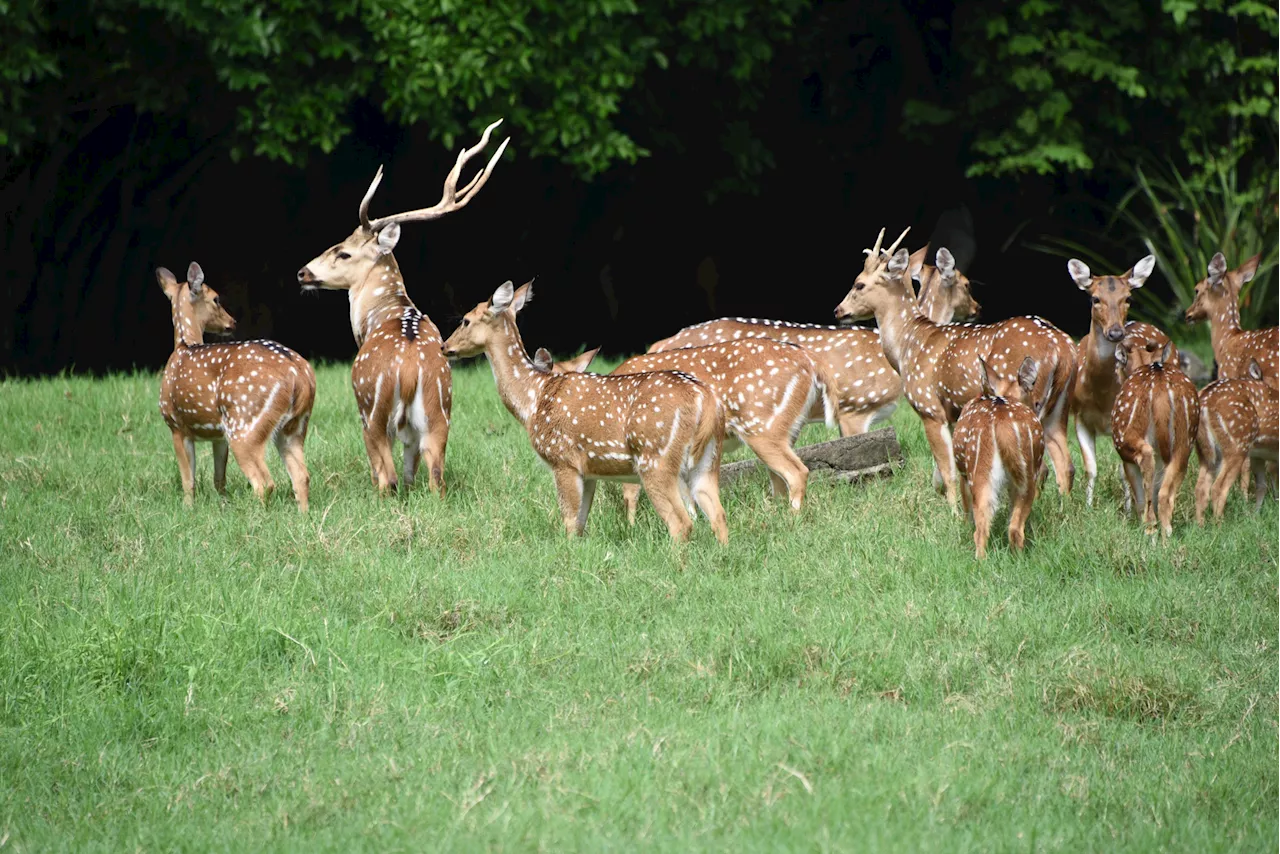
[442,280,532,359]
[297,119,510,292]
[916,246,981,321]
[532,346,600,374]
[1185,252,1261,322]
[1116,338,1173,377]
[1068,255,1154,343]
[835,226,911,321]
[158,262,236,341]
[978,356,1038,404]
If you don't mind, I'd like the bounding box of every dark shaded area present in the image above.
[3,2,1167,378]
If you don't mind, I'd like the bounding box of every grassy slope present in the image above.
[0,360,1275,852]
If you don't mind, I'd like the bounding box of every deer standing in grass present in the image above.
[533,336,837,518]
[1193,360,1279,523]
[1185,252,1278,387]
[443,281,729,543]
[835,228,1078,508]
[1111,339,1199,536]
[158,263,315,510]
[297,119,509,495]
[954,357,1044,559]
[646,244,979,437]
[1065,255,1178,505]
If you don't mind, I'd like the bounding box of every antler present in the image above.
[360,118,511,232]
[861,226,910,271]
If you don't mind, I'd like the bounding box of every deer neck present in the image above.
[350,256,414,346]
[483,314,550,427]
[874,280,930,373]
[1208,292,1242,362]
[171,287,204,350]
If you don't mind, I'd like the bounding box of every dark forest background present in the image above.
[2,0,1276,377]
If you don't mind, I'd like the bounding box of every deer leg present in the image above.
[1043,419,1074,497]
[1210,452,1245,521]
[211,438,230,497]
[959,474,974,523]
[402,440,421,490]
[1193,461,1215,526]
[751,438,809,512]
[689,441,729,544]
[421,423,448,498]
[621,483,643,525]
[970,475,994,560]
[367,421,399,495]
[1157,450,1189,537]
[641,467,693,543]
[921,418,958,509]
[171,431,197,506]
[1121,458,1143,520]
[274,432,310,513]
[576,478,598,534]
[230,439,274,505]
[1252,458,1270,510]
[1075,419,1098,507]
[675,476,696,520]
[1137,446,1157,533]
[1007,483,1035,553]
[552,467,586,536]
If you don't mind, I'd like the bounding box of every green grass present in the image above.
[1,361,1276,852]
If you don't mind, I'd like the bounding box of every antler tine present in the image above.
[358,165,385,232]
[367,118,510,231]
[863,227,886,272]
[883,226,911,258]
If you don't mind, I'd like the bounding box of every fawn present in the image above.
[1111,339,1199,536]
[158,263,315,510]
[954,357,1044,559]
[1194,360,1279,523]
[443,281,729,543]
[1186,252,1278,388]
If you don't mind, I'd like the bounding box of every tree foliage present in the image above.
[902,0,1279,183]
[0,0,808,176]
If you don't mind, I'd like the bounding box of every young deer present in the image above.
[1111,339,1199,536]
[835,229,1077,508]
[534,337,837,517]
[158,263,315,510]
[645,243,979,437]
[443,282,729,544]
[297,120,509,495]
[1066,255,1173,504]
[953,357,1044,559]
[1194,360,1279,523]
[1185,252,1278,388]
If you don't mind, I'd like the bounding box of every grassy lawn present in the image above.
[1,360,1276,851]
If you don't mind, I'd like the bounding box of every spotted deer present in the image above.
[835,229,1077,508]
[1193,360,1279,523]
[158,263,315,510]
[646,245,977,437]
[534,337,837,517]
[953,357,1044,559]
[443,281,729,543]
[1065,255,1171,504]
[1111,339,1199,536]
[297,120,509,495]
[1186,252,1278,388]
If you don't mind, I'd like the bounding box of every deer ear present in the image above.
[909,244,929,281]
[1067,259,1092,289]
[489,280,515,314]
[1207,252,1227,286]
[511,281,534,314]
[1248,359,1263,381]
[186,262,205,294]
[1018,357,1039,394]
[564,346,600,373]
[887,248,910,276]
[156,267,179,297]
[1115,343,1129,369]
[376,223,401,255]
[1159,341,1172,365]
[532,347,553,371]
[1236,253,1260,284]
[977,357,994,397]
[1129,254,1155,289]
[936,247,955,279]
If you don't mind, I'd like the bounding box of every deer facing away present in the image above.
[953,357,1044,559]
[1194,360,1279,523]
[297,119,509,495]
[158,263,315,510]
[1111,339,1199,536]
[443,281,729,544]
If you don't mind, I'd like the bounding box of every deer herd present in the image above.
[155,120,1278,557]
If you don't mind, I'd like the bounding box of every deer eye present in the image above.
[213,296,221,306]
[337,251,351,261]
[854,283,865,292]
[1091,296,1100,305]
[461,318,471,327]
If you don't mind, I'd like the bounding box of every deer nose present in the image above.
[1105,325,1125,342]
[297,267,313,284]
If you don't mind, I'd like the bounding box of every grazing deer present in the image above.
[953,357,1044,559]
[835,228,1077,507]
[443,281,729,544]
[1194,360,1279,523]
[646,245,978,438]
[1111,339,1199,536]
[1065,255,1171,504]
[1186,252,1278,387]
[534,338,837,517]
[158,263,315,510]
[297,119,509,495]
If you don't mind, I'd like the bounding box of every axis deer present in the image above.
[534,338,837,518]
[646,245,978,438]
[1186,252,1278,388]
[1193,360,1279,522]
[953,357,1044,559]
[912,244,982,324]
[1066,255,1169,504]
[443,281,729,544]
[297,119,509,495]
[158,263,315,510]
[835,229,1078,507]
[1111,339,1199,536]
